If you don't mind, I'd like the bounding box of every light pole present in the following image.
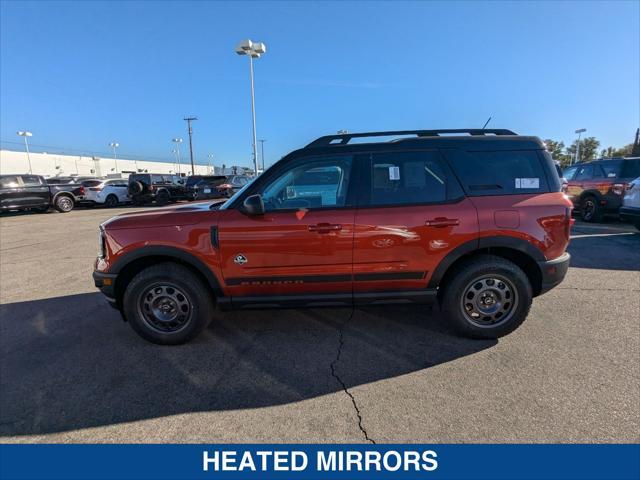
[574,128,586,164]
[183,116,197,175]
[235,39,266,176]
[171,149,178,172]
[258,139,266,173]
[17,131,33,173]
[207,153,214,174]
[172,138,183,175]
[109,142,119,172]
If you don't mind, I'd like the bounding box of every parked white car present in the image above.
[81,179,130,207]
[620,176,640,230]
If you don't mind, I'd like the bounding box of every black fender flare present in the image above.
[427,235,545,288]
[109,245,224,297]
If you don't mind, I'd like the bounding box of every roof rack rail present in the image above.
[305,128,517,148]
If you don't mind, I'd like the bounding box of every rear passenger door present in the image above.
[19,175,50,207]
[352,150,478,299]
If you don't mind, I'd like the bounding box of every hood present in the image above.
[103,201,222,230]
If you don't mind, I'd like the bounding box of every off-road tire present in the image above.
[155,190,170,206]
[440,254,533,339]
[128,181,144,196]
[123,263,215,345]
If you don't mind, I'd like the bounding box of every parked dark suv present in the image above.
[185,175,228,200]
[128,173,188,205]
[94,129,572,345]
[563,157,640,222]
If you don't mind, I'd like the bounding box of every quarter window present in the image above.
[369,151,450,205]
[445,149,549,195]
[261,156,353,211]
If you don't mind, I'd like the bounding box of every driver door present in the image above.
[217,154,356,305]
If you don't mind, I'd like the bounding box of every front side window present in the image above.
[0,176,20,188]
[261,156,353,211]
[369,151,449,205]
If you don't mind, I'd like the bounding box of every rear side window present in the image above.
[445,149,549,196]
[21,175,43,186]
[576,165,594,180]
[82,180,102,187]
[368,151,453,205]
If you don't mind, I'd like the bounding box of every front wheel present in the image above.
[440,255,532,339]
[122,263,215,345]
[54,195,74,213]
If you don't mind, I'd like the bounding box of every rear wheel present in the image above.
[440,255,532,339]
[104,194,118,208]
[155,190,170,206]
[54,195,74,213]
[581,195,603,223]
[123,263,215,345]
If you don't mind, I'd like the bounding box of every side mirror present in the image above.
[241,194,265,216]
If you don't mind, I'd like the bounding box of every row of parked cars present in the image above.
[561,157,640,228]
[0,173,253,213]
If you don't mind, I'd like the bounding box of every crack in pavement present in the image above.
[330,308,376,444]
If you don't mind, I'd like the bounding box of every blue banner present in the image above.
[1,444,638,480]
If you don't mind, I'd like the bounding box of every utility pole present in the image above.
[259,139,266,173]
[184,116,197,175]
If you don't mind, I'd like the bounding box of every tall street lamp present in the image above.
[259,139,266,173]
[235,39,266,176]
[172,138,183,174]
[207,153,214,174]
[574,128,586,165]
[17,131,33,173]
[109,142,119,172]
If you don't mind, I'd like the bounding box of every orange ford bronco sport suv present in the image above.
[94,129,572,344]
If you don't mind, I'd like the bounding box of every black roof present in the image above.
[300,128,543,154]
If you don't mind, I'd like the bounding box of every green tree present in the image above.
[543,139,572,166]
[610,144,633,157]
[567,136,600,163]
[632,128,640,156]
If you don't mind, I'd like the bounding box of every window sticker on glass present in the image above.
[515,178,540,189]
[389,166,400,180]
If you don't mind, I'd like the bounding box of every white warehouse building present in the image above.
[0,149,249,178]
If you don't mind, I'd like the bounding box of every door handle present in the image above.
[308,223,342,233]
[425,217,459,228]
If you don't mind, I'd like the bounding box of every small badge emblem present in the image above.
[234,254,248,265]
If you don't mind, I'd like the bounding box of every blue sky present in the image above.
[1,0,638,168]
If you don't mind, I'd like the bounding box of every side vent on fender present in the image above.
[210,226,219,249]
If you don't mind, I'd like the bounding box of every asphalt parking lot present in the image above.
[1,206,639,443]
